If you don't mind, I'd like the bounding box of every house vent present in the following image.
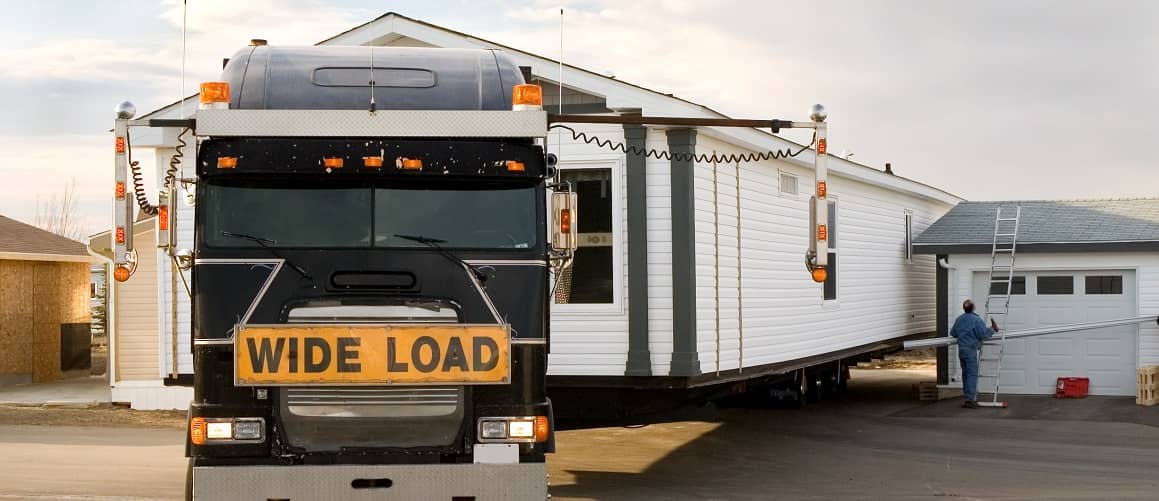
[779,172,798,195]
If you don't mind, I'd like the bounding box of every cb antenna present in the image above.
[369,46,377,112]
[558,8,564,159]
[180,0,188,118]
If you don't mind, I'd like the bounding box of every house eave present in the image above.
[914,240,1159,255]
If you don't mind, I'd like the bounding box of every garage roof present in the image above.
[914,199,1159,254]
[0,215,91,262]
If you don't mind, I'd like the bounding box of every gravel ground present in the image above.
[0,404,185,429]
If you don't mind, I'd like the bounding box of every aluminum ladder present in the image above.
[977,206,1021,408]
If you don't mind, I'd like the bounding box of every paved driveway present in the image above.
[1,369,1157,500]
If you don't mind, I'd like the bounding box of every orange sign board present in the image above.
[235,324,510,386]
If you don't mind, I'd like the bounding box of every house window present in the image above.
[779,171,798,196]
[824,200,837,301]
[989,276,1026,295]
[1037,276,1074,295]
[904,211,913,262]
[555,168,614,304]
[1085,275,1123,295]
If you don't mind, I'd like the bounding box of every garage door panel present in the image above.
[998,370,1025,389]
[1037,370,1073,391]
[1086,306,1124,322]
[970,269,1136,396]
[1037,306,1077,326]
[1037,337,1074,357]
[1086,338,1125,357]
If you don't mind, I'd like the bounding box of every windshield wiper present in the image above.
[220,231,314,281]
[393,234,486,282]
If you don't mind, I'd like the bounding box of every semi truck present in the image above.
[111,43,842,499]
[113,46,574,500]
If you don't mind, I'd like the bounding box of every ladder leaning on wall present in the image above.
[977,206,1021,408]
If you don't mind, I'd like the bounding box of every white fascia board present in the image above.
[0,252,94,263]
[697,126,963,205]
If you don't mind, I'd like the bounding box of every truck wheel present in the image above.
[185,459,193,501]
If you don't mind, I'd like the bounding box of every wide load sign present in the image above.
[234,324,510,385]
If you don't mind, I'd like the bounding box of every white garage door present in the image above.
[970,270,1137,396]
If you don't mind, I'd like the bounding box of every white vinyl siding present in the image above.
[547,122,632,376]
[115,226,160,382]
[690,135,950,373]
[157,143,195,377]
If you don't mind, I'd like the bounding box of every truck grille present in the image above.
[285,387,461,418]
[278,302,465,450]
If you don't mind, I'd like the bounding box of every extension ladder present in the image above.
[977,206,1021,408]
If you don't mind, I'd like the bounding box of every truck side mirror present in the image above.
[551,191,578,253]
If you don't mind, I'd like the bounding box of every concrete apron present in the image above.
[0,375,111,407]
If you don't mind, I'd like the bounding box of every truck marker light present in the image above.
[817,138,827,156]
[505,161,525,172]
[113,265,131,282]
[812,267,827,283]
[217,156,237,169]
[114,137,125,154]
[157,205,169,231]
[323,157,344,169]
[560,208,572,234]
[190,417,207,445]
[206,421,232,440]
[363,156,384,168]
[512,84,543,111]
[535,416,549,443]
[114,182,125,200]
[818,224,827,242]
[399,157,423,170]
[508,420,534,439]
[199,82,230,109]
[817,181,827,198]
[115,226,125,244]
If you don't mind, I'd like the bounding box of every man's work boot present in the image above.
[962,400,979,409]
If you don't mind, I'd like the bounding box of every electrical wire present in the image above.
[549,124,815,164]
[125,127,191,216]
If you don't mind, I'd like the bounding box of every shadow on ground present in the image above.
[548,369,1159,501]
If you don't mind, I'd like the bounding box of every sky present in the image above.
[1,1,1157,238]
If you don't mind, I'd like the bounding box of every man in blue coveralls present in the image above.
[951,299,998,408]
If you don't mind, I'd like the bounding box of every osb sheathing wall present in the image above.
[0,259,91,382]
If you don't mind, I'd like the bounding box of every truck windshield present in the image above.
[202,181,539,249]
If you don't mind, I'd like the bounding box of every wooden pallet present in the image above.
[1138,366,1159,407]
[915,381,939,401]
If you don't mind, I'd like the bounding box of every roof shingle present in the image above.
[0,215,88,257]
[914,199,1159,246]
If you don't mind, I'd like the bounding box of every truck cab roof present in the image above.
[221,46,525,111]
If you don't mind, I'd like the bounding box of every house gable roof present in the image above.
[139,12,961,205]
[913,199,1159,254]
[0,215,91,262]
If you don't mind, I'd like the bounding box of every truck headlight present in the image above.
[478,416,549,443]
[190,417,265,444]
[480,420,507,439]
[232,419,264,440]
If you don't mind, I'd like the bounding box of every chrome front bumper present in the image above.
[193,463,547,501]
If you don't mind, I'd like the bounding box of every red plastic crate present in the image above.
[1055,377,1090,398]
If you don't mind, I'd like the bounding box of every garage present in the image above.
[970,270,1137,396]
[913,199,1159,397]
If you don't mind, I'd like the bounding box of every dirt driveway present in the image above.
[2,368,1157,500]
